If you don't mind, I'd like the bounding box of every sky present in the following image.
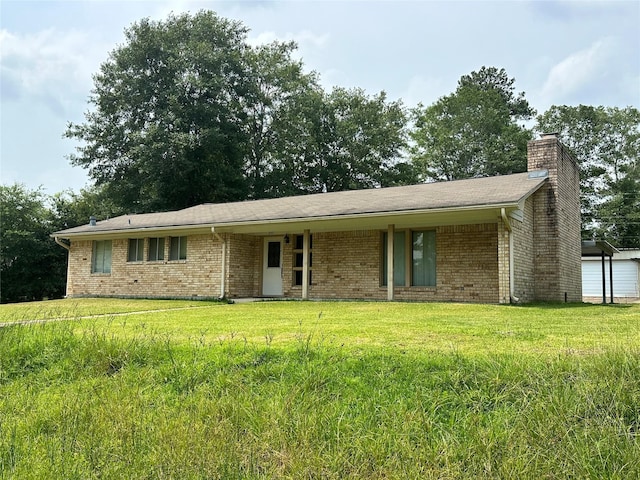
[1,0,639,195]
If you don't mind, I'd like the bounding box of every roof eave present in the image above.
[51,224,216,241]
[212,201,524,235]
[51,177,547,240]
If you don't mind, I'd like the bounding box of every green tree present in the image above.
[49,186,123,230]
[536,105,640,247]
[240,41,319,199]
[267,87,411,196]
[0,184,66,303]
[66,11,253,212]
[410,67,535,181]
[66,11,416,210]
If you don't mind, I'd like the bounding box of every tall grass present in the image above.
[1,309,639,479]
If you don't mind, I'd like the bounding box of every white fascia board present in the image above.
[51,224,215,241]
[54,202,524,239]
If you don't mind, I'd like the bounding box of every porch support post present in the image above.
[601,251,606,304]
[220,236,227,298]
[302,229,310,300]
[609,254,614,304]
[212,229,226,299]
[387,224,395,301]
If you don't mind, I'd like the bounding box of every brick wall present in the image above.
[67,225,503,302]
[527,135,582,302]
[66,234,222,299]
[226,234,261,298]
[511,197,536,302]
[279,224,499,303]
[292,230,382,299]
[427,224,499,303]
[497,218,510,304]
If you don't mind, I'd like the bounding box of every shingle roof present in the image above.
[53,171,547,237]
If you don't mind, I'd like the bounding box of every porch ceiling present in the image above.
[212,204,519,235]
[581,240,619,257]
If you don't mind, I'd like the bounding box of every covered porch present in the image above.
[214,204,518,304]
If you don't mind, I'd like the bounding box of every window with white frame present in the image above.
[292,234,312,286]
[128,238,144,262]
[148,237,165,261]
[92,240,112,274]
[169,236,187,261]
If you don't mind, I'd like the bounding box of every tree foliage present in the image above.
[0,185,124,303]
[66,11,253,212]
[66,11,412,211]
[240,41,319,198]
[536,105,640,247]
[49,186,123,231]
[265,87,411,196]
[410,67,535,181]
[0,185,67,303]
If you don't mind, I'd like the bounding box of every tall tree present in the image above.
[266,87,411,196]
[66,11,253,212]
[0,184,66,303]
[66,11,417,211]
[410,67,535,181]
[240,41,319,199]
[536,105,640,247]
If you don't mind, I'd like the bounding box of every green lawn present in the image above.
[0,297,214,323]
[1,299,639,478]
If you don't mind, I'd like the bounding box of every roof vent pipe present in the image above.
[89,216,97,226]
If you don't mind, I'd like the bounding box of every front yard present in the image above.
[1,299,638,478]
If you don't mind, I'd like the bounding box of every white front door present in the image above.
[262,238,283,296]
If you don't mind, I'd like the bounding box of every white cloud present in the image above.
[248,29,329,49]
[0,28,98,115]
[540,38,614,105]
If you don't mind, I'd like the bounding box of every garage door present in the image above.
[582,260,639,297]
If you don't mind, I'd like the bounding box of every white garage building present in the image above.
[582,246,640,303]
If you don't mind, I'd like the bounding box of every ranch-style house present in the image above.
[53,134,582,304]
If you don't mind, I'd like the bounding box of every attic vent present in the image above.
[528,169,548,179]
[89,216,97,226]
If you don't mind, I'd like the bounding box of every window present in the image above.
[412,231,436,286]
[169,236,187,260]
[92,240,112,273]
[382,232,406,286]
[382,230,435,287]
[293,234,312,286]
[128,238,144,262]
[267,241,281,268]
[148,237,165,261]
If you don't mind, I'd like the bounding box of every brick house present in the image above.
[53,134,582,303]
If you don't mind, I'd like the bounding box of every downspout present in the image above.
[54,236,70,251]
[211,228,226,299]
[501,208,519,303]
